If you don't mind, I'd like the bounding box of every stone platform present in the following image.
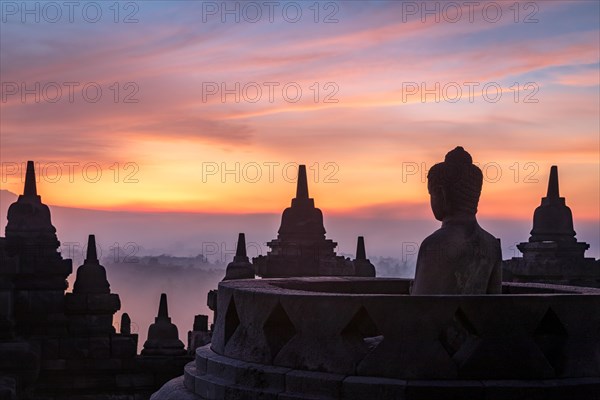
[152,278,600,399]
[154,344,600,400]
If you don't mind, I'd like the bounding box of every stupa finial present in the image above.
[85,234,98,264]
[158,293,169,320]
[23,161,37,197]
[353,236,375,277]
[296,165,309,199]
[235,233,247,259]
[356,236,366,260]
[121,313,131,335]
[547,165,559,199]
[224,233,254,280]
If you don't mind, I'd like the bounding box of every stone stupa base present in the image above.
[152,277,600,400]
[154,344,600,400]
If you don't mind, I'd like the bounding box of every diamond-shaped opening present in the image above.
[263,302,296,359]
[533,308,567,374]
[341,306,383,351]
[224,296,240,345]
[439,307,478,358]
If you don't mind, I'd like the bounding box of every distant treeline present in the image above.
[102,251,414,278]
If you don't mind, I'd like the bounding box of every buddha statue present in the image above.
[412,147,502,295]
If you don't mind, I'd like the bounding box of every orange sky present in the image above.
[1,0,598,223]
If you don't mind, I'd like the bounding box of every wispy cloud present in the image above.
[1,0,598,223]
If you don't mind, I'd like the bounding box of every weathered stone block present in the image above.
[225,385,279,400]
[0,376,16,400]
[59,337,89,359]
[188,331,211,355]
[111,335,137,358]
[41,338,60,359]
[195,348,208,374]
[0,292,13,318]
[64,293,87,313]
[207,353,248,382]
[285,370,343,398]
[15,290,65,314]
[342,376,406,400]
[150,376,201,400]
[89,337,110,359]
[482,377,600,400]
[406,380,485,400]
[194,374,226,400]
[69,314,115,336]
[116,373,155,388]
[237,363,290,392]
[183,363,197,390]
[121,356,139,370]
[87,293,120,312]
[41,359,66,370]
[69,373,115,389]
[0,342,38,371]
[65,358,121,370]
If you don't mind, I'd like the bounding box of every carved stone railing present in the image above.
[210,278,600,380]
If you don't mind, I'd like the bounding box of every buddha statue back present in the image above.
[412,147,502,295]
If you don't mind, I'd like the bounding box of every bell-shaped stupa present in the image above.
[73,235,111,294]
[5,161,60,251]
[353,236,376,277]
[223,233,254,280]
[4,161,72,335]
[65,234,120,335]
[142,293,186,356]
[530,166,577,243]
[504,166,599,287]
[253,165,354,277]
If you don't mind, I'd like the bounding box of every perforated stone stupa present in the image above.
[0,161,194,399]
[253,165,374,278]
[504,166,600,287]
[142,293,186,356]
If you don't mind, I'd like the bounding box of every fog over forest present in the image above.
[3,189,599,349]
[64,253,414,351]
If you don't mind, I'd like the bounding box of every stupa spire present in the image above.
[546,165,559,199]
[352,236,375,277]
[356,236,366,260]
[85,234,98,264]
[296,165,309,199]
[158,293,169,320]
[224,233,254,280]
[235,233,247,260]
[23,161,37,197]
[120,313,131,335]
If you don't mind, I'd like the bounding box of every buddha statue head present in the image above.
[427,146,483,221]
